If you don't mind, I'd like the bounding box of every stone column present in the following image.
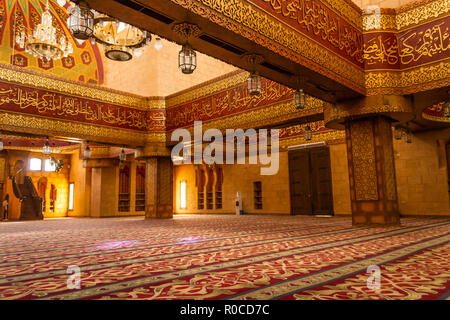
[84,158,119,218]
[145,156,173,219]
[324,95,414,225]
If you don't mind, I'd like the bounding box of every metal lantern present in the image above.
[178,42,197,74]
[294,89,306,109]
[154,37,163,51]
[394,126,403,140]
[304,125,313,141]
[67,1,94,40]
[247,71,262,95]
[84,144,92,159]
[43,138,52,155]
[119,148,126,161]
[444,102,450,118]
[406,130,412,144]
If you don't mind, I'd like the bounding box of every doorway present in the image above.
[288,146,334,215]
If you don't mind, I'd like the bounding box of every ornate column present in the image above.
[325,95,414,225]
[137,143,173,219]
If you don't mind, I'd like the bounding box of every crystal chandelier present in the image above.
[16,0,73,61]
[92,15,151,61]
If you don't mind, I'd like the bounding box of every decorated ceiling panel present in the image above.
[0,0,104,84]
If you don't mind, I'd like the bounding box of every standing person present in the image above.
[2,194,8,221]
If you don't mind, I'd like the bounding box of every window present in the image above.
[180,181,187,209]
[44,159,56,172]
[29,158,42,171]
[68,183,74,211]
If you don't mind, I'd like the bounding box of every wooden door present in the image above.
[310,147,334,215]
[288,150,312,215]
[288,147,334,215]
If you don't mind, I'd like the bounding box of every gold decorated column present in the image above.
[325,95,414,225]
[145,157,173,219]
[138,143,174,219]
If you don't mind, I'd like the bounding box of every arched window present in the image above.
[29,158,42,171]
[44,159,56,172]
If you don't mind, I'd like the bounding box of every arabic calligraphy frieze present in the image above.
[363,17,450,69]
[248,0,364,66]
[0,81,166,132]
[166,78,293,130]
[279,120,330,139]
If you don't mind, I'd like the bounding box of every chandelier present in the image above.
[43,137,52,155]
[92,15,151,61]
[16,0,73,61]
[67,0,94,40]
[294,89,306,109]
[247,71,262,96]
[245,54,264,95]
[179,42,196,74]
[173,23,200,74]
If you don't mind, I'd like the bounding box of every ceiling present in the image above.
[85,0,363,103]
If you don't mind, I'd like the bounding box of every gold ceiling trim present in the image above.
[147,98,166,110]
[0,112,147,145]
[396,0,449,30]
[363,13,397,31]
[3,144,79,154]
[319,0,363,29]
[0,63,149,110]
[365,60,450,95]
[422,113,450,123]
[422,112,450,123]
[279,130,346,147]
[422,102,450,123]
[173,97,325,135]
[362,0,448,31]
[166,71,249,108]
[169,0,365,92]
[145,132,168,144]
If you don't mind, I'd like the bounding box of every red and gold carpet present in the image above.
[0,215,449,300]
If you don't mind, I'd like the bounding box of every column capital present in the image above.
[325,94,414,130]
[135,143,172,159]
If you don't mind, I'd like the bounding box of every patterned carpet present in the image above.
[0,215,449,300]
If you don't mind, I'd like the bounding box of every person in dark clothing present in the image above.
[3,194,9,220]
